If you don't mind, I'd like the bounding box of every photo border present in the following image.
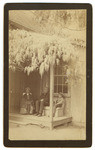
[4,3,92,147]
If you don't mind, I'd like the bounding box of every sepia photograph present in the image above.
[4,3,92,147]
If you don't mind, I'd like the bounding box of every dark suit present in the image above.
[36,92,49,115]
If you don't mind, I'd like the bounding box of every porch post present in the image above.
[50,64,54,130]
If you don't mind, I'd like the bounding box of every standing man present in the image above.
[35,87,49,117]
[20,87,34,114]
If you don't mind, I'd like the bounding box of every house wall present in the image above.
[70,47,86,126]
[71,78,86,126]
[9,70,23,113]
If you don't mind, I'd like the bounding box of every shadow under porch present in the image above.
[9,68,72,129]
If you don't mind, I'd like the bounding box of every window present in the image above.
[54,63,70,94]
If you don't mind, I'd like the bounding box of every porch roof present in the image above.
[9,10,86,76]
[9,10,86,48]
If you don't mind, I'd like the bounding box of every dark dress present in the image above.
[20,92,34,114]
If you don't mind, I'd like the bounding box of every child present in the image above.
[53,92,65,117]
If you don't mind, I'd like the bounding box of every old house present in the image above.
[9,10,86,129]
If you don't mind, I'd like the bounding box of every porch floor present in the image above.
[9,113,72,129]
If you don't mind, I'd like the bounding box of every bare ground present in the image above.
[9,122,86,140]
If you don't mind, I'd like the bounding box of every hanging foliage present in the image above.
[9,29,85,79]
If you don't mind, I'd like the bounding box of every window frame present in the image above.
[54,64,71,97]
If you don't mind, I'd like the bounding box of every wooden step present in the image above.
[9,113,72,129]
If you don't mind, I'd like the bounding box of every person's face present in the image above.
[26,89,30,94]
[59,94,62,98]
[44,88,48,93]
